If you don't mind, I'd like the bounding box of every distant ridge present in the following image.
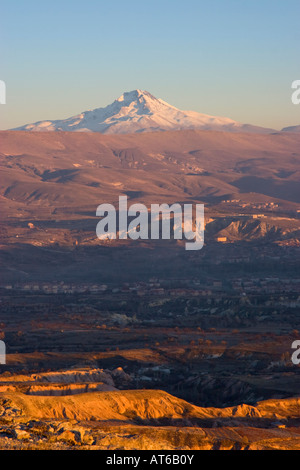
[281,125,300,133]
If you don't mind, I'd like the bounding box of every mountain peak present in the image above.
[114,89,175,115]
[116,89,158,101]
[116,89,147,101]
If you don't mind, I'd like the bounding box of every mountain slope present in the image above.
[12,90,274,134]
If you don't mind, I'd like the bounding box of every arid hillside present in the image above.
[1,383,300,450]
[0,129,299,283]
[1,130,300,214]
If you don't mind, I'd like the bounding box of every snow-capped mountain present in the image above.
[12,89,274,134]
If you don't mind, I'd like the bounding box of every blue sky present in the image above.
[1,0,300,130]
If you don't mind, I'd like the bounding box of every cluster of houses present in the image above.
[221,200,279,211]
[231,277,300,294]
[1,278,213,296]
[1,276,299,297]
[1,282,108,295]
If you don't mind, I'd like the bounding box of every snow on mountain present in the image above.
[12,89,274,134]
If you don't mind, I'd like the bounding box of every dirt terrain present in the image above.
[0,129,299,450]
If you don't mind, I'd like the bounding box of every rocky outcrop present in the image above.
[26,382,117,396]
[31,368,115,386]
[0,367,132,397]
